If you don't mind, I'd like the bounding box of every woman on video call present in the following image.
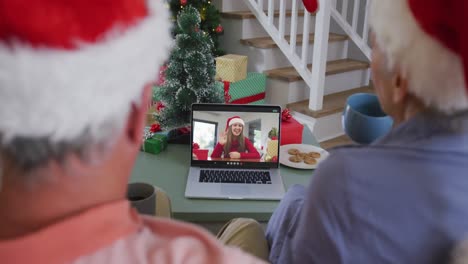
[211,116,261,159]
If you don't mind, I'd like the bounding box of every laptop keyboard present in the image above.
[199,170,272,184]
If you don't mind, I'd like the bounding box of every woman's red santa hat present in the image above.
[369,0,468,114]
[0,0,172,144]
[226,116,244,130]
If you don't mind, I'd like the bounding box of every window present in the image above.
[193,119,217,151]
[246,119,262,150]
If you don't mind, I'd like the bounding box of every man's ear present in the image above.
[126,84,152,145]
[391,72,409,105]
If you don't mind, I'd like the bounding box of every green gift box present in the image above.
[218,72,266,104]
[141,134,168,155]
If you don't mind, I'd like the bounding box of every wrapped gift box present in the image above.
[146,108,157,125]
[220,72,266,105]
[193,149,209,160]
[265,139,279,161]
[215,54,248,82]
[280,117,304,145]
[141,133,168,155]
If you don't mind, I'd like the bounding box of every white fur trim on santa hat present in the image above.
[369,0,468,114]
[0,0,173,144]
[228,117,244,127]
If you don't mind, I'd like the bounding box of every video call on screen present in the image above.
[192,110,280,163]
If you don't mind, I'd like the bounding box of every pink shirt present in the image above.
[0,201,266,264]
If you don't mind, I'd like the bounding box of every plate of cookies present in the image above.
[279,144,329,169]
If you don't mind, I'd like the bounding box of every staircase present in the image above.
[215,0,372,147]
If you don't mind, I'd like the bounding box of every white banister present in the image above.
[258,0,263,13]
[341,0,349,21]
[243,0,372,111]
[309,0,331,110]
[279,0,286,39]
[362,0,370,44]
[268,0,274,25]
[352,0,360,30]
[289,0,299,54]
[301,12,311,67]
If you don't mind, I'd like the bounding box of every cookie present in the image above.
[288,148,300,155]
[304,157,317,165]
[289,155,303,163]
[307,152,321,159]
[297,152,307,158]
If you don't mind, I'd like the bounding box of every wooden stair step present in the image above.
[287,86,374,118]
[222,9,307,19]
[320,134,354,149]
[240,33,347,49]
[265,59,370,82]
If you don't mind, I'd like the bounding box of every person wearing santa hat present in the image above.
[211,116,261,160]
[265,0,468,263]
[0,0,269,263]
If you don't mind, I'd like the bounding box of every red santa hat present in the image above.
[369,0,468,114]
[0,0,172,144]
[226,116,244,131]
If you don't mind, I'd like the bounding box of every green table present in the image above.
[131,127,318,222]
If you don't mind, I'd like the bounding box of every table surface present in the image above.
[131,127,319,222]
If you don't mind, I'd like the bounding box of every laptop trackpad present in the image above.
[221,184,251,198]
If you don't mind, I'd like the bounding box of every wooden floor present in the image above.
[320,134,354,149]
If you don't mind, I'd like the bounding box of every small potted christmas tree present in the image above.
[154,6,224,142]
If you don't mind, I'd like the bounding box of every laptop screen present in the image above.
[191,104,281,169]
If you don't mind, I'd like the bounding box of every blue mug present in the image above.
[342,93,393,144]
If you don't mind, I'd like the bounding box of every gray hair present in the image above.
[369,0,468,114]
[0,118,123,178]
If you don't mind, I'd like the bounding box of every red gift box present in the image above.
[193,149,209,160]
[280,117,304,145]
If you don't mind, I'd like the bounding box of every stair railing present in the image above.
[331,0,371,60]
[242,0,371,111]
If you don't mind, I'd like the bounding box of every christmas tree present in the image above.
[170,0,224,56]
[154,6,224,128]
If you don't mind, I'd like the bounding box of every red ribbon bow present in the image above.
[223,81,232,103]
[281,109,292,122]
[150,123,161,133]
[193,143,200,150]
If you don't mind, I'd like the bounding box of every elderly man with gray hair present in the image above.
[0,0,269,263]
[266,0,468,263]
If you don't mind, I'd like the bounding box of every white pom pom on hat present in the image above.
[0,0,173,144]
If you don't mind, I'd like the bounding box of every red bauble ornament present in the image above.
[155,101,165,112]
[150,123,161,133]
[215,24,223,33]
[180,0,187,6]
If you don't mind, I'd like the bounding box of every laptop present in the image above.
[185,103,285,200]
